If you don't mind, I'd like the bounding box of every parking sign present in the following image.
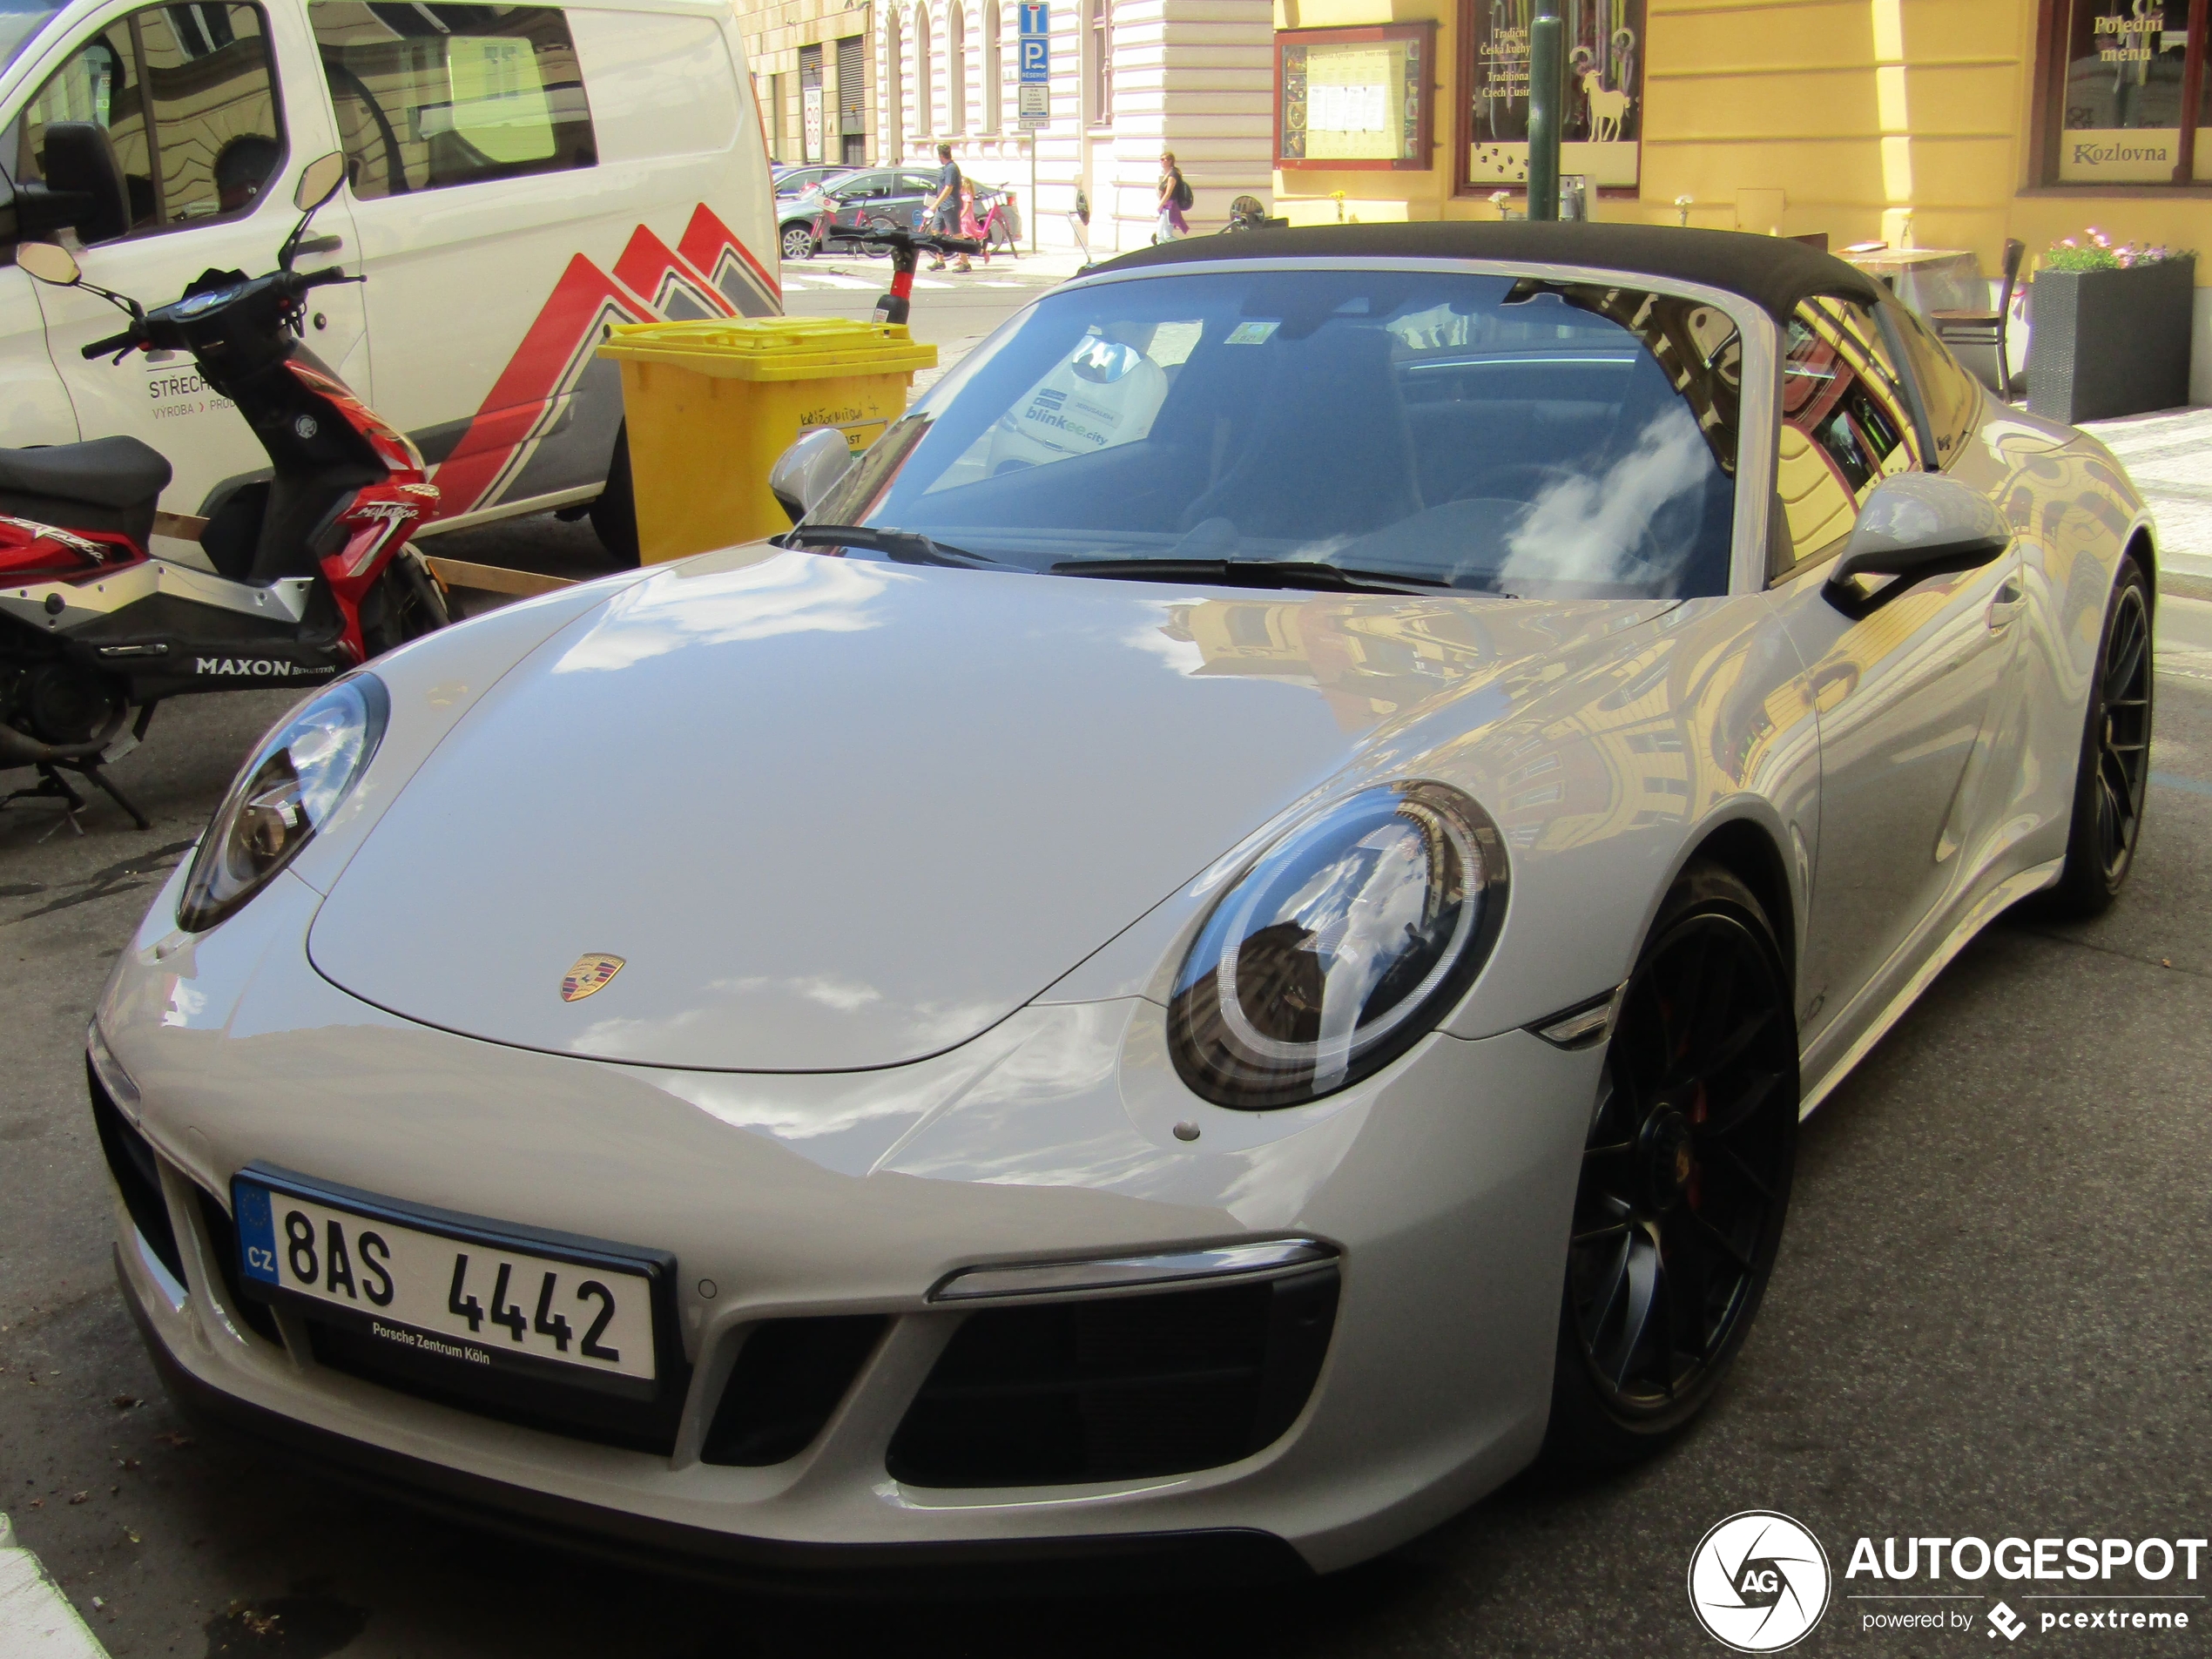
[1019,3,1049,83]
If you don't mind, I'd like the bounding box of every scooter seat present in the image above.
[0,437,172,514]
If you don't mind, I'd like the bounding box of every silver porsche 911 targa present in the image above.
[91,224,2155,1585]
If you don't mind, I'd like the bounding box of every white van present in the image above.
[0,0,779,564]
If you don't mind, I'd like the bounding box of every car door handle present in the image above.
[294,233,343,255]
[1987,576,2026,631]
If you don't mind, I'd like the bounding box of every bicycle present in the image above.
[971,189,1022,261]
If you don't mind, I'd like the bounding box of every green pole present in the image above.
[1527,6,1562,221]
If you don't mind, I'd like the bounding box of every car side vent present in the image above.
[886,1268,1339,1488]
[701,1316,888,1467]
[86,1058,184,1286]
[192,1186,282,1345]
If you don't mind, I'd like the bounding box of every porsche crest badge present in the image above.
[560,954,624,1002]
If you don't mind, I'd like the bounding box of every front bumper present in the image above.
[99,865,1604,1576]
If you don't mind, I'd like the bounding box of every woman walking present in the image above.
[1156,151,1191,243]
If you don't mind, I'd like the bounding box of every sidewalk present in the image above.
[0,1514,107,1659]
[2079,405,2212,587]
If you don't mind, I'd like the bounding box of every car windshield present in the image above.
[809,266,1746,598]
[0,0,61,74]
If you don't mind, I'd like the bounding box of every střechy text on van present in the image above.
[0,0,779,566]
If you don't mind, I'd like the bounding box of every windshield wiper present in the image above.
[1049,557,1453,595]
[786,524,1006,569]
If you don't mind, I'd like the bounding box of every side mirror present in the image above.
[293,152,347,213]
[1824,473,2009,617]
[35,121,130,244]
[769,428,855,525]
[278,152,347,271]
[16,241,83,287]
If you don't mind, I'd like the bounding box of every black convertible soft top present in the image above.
[1092,221,1886,324]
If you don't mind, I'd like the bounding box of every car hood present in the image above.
[308,546,1671,1071]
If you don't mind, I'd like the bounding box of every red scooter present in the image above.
[2,152,446,831]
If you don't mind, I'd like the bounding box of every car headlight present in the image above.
[1168,782,1507,1110]
[176,673,388,933]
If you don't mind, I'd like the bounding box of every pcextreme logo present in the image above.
[1689,1511,1833,1652]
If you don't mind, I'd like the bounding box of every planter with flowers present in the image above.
[2023,231,2195,424]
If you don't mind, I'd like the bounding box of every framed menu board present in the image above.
[1276,23,1438,171]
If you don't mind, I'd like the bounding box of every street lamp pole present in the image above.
[1527,0,1562,221]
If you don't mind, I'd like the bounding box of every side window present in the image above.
[15,22,155,234]
[1770,299,1924,578]
[310,3,596,199]
[11,4,280,239]
[138,4,284,222]
[1885,300,1982,470]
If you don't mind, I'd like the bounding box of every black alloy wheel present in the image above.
[2047,559,2152,917]
[1545,861,1798,1466]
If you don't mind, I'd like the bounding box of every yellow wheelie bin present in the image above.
[597,316,938,563]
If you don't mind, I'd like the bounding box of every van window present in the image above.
[10,3,281,239]
[311,3,596,199]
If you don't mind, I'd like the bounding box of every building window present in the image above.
[948,2,965,132]
[1458,0,1644,191]
[984,0,1000,132]
[1088,0,1111,126]
[837,33,867,164]
[2040,0,2209,182]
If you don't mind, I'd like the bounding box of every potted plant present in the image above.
[2023,230,2196,423]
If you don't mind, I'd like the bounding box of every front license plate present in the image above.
[232,1167,665,1394]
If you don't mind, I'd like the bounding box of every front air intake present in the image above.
[86,1059,184,1285]
[886,1268,1339,1487]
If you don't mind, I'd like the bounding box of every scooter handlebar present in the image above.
[82,328,143,360]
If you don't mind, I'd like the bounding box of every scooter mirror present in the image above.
[16,241,83,287]
[293,152,347,213]
[769,427,855,524]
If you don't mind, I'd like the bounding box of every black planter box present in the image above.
[2026,256,2196,424]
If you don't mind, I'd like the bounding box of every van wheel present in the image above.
[780,222,817,262]
[590,428,640,568]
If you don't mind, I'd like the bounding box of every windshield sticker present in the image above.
[1225,320,1280,346]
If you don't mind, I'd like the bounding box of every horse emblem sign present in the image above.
[560,954,626,1002]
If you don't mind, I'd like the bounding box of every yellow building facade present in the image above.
[1271,0,2211,389]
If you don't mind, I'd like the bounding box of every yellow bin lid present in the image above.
[597,316,938,381]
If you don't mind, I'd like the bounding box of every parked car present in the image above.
[0,0,779,566]
[779,166,948,260]
[92,223,2155,1586]
[772,163,855,203]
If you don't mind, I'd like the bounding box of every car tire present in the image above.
[1541,860,1799,1468]
[781,222,817,262]
[2041,557,2153,919]
[590,427,640,569]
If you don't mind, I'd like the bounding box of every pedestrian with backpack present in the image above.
[1156,152,1192,242]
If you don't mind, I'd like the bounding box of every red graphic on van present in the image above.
[424,206,779,522]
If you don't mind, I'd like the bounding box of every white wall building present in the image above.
[874,0,1274,256]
